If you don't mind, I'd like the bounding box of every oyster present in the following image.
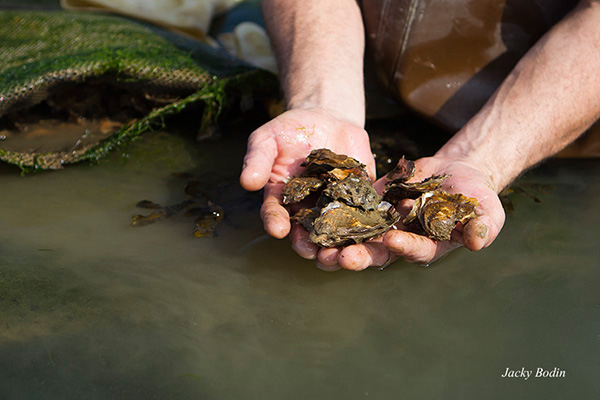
[301,201,400,247]
[322,175,381,210]
[283,149,400,247]
[282,176,323,204]
[383,157,451,201]
[403,191,479,241]
[302,148,367,177]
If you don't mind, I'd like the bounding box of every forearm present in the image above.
[437,0,600,191]
[262,0,366,126]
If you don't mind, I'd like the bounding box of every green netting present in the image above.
[0,7,277,170]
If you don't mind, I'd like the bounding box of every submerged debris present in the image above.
[185,204,225,238]
[499,183,553,212]
[131,177,224,237]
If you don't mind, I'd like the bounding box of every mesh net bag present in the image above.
[0,2,278,170]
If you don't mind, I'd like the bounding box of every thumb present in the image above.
[240,131,277,191]
[463,213,503,251]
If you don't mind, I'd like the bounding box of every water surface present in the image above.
[0,131,598,399]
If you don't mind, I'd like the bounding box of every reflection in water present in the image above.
[0,131,598,399]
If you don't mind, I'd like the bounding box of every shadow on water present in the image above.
[0,124,599,399]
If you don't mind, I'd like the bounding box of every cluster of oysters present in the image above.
[282,149,479,247]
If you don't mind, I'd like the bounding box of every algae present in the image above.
[0,7,279,170]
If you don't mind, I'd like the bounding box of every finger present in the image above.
[395,198,415,216]
[316,247,342,271]
[373,178,387,195]
[337,241,391,271]
[240,130,277,191]
[383,230,461,265]
[463,215,499,251]
[260,184,291,239]
[463,194,505,251]
[318,246,341,265]
[290,223,319,260]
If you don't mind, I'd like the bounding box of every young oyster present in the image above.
[403,191,479,241]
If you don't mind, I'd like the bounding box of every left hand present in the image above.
[315,155,506,271]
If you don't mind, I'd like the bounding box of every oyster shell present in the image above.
[301,148,367,177]
[284,149,400,247]
[385,157,416,181]
[403,191,479,241]
[282,176,323,204]
[297,201,400,247]
[383,157,451,201]
[322,175,381,210]
[384,174,451,202]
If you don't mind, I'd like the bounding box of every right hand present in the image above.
[239,107,375,260]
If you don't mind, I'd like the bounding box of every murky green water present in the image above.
[0,131,598,399]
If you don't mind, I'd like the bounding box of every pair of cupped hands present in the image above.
[240,108,506,271]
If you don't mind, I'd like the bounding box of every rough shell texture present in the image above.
[385,157,416,181]
[322,175,381,211]
[284,149,479,246]
[301,148,366,176]
[403,191,479,241]
[305,201,400,247]
[284,149,399,247]
[282,176,323,204]
[384,174,451,201]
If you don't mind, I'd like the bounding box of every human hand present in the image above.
[240,107,375,259]
[315,156,506,271]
